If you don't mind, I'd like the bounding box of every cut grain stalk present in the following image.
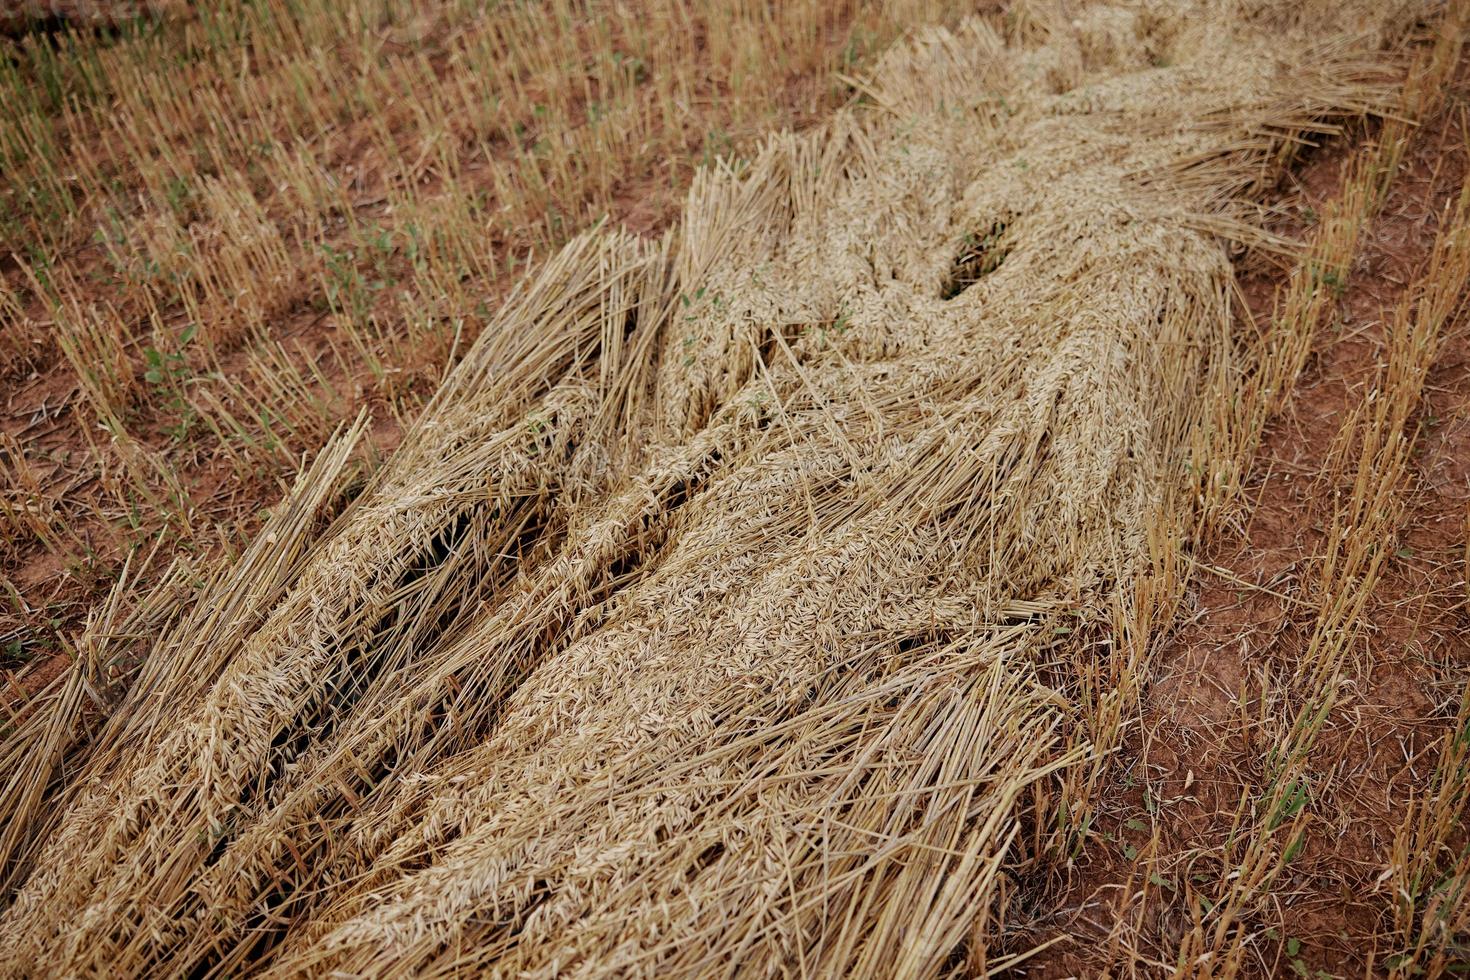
[1179,153,1470,979]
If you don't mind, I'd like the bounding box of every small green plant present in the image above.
[320,244,375,324]
[701,129,733,168]
[1269,778,1309,831]
[610,50,647,84]
[1309,262,1349,297]
[1284,937,1335,977]
[143,324,198,439]
[143,335,190,388]
[2,635,31,664]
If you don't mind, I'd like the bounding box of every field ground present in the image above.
[1030,53,1470,976]
[2,0,1469,976]
[2,0,969,692]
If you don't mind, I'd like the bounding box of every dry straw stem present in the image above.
[1375,178,1470,978]
[1192,0,1467,530]
[0,416,369,899]
[1172,96,1470,977]
[1386,687,1470,978]
[0,0,972,667]
[0,0,1439,976]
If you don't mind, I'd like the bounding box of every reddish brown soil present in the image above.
[0,10,904,708]
[1021,63,1470,980]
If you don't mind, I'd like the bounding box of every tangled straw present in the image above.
[0,0,1427,974]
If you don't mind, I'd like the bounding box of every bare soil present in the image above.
[1021,60,1470,979]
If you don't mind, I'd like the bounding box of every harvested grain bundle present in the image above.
[0,0,1430,975]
